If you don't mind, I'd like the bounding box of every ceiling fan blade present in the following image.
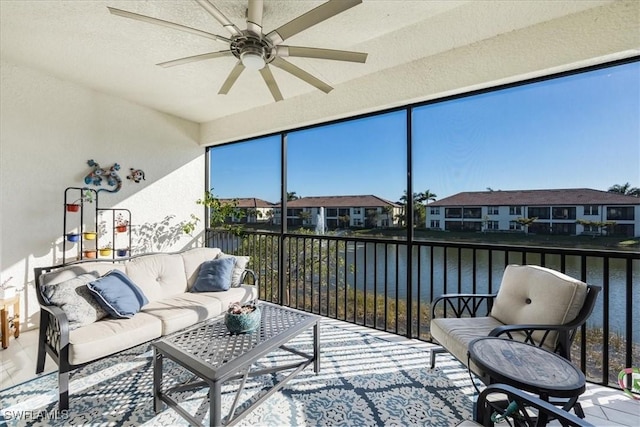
[277,46,367,63]
[195,0,242,37]
[157,50,232,68]
[271,57,333,94]
[259,66,284,102]
[107,7,229,43]
[266,0,361,45]
[246,0,264,35]
[218,62,245,95]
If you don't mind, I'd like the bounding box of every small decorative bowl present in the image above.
[224,306,261,334]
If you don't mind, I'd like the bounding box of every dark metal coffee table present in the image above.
[152,302,321,426]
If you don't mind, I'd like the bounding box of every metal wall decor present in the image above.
[84,159,122,193]
[127,168,146,183]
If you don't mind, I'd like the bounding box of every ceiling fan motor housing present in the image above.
[231,31,275,67]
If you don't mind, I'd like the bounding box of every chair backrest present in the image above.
[490,265,592,349]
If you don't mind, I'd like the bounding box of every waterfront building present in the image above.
[426,188,640,237]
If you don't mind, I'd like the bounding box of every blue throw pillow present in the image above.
[87,270,149,318]
[192,257,236,292]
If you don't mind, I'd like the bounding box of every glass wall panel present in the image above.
[286,111,407,237]
[208,136,280,231]
[412,61,639,243]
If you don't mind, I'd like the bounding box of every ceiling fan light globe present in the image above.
[241,51,266,70]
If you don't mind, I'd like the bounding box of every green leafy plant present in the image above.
[183,189,246,236]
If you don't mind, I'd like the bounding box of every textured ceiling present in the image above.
[1,1,638,145]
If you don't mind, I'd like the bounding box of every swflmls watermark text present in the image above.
[2,410,69,421]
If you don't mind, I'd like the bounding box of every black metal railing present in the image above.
[206,228,639,387]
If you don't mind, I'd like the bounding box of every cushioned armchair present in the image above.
[430,264,600,372]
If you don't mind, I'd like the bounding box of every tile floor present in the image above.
[1,326,639,426]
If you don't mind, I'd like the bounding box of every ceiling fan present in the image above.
[108,0,368,102]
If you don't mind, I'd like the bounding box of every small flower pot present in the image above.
[116,225,128,233]
[224,306,261,334]
[83,250,97,259]
[66,203,80,212]
[66,233,80,242]
[99,248,112,257]
[83,232,97,240]
[116,249,129,257]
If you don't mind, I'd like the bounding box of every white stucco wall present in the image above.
[0,59,205,330]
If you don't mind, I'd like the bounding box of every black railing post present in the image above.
[406,107,413,338]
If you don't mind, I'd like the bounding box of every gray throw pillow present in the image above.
[42,272,108,330]
[216,253,250,287]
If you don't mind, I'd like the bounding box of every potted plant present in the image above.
[224,301,261,334]
[115,213,129,233]
[116,248,129,257]
[66,189,94,212]
[83,249,97,259]
[66,233,80,242]
[99,242,112,257]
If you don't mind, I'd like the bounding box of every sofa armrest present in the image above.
[240,269,258,286]
[39,303,70,354]
[431,293,497,319]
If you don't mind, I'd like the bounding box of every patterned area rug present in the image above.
[0,322,479,426]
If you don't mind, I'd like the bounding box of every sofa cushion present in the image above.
[217,253,250,287]
[141,285,258,335]
[87,270,149,318]
[192,257,235,292]
[125,253,187,302]
[490,265,588,344]
[182,247,223,288]
[68,312,162,365]
[41,272,108,330]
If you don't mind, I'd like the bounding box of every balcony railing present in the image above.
[206,228,639,387]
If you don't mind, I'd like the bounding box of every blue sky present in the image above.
[210,61,639,203]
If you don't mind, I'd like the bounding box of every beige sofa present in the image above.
[34,247,258,410]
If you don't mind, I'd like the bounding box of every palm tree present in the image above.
[287,191,300,201]
[417,190,437,205]
[608,183,640,197]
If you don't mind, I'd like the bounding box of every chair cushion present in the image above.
[192,257,236,292]
[87,270,149,318]
[41,272,108,330]
[431,316,510,372]
[490,265,588,344]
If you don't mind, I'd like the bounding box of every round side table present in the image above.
[468,337,586,420]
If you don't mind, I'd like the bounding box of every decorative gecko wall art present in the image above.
[84,159,122,193]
